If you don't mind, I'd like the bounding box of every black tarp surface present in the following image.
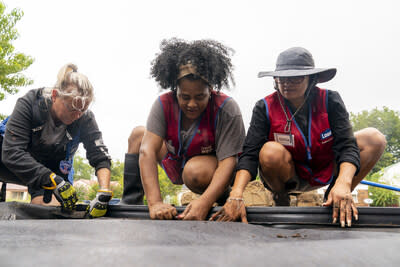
[1,219,400,266]
[1,202,400,266]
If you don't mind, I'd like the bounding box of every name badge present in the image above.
[274,133,295,147]
[59,160,72,174]
[320,129,333,143]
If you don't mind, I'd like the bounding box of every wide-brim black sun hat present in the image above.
[258,47,337,83]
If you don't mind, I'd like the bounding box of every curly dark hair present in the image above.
[150,38,235,91]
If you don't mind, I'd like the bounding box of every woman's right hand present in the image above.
[209,197,248,223]
[149,202,177,220]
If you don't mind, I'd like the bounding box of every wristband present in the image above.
[42,173,58,190]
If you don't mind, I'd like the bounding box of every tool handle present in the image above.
[43,189,53,203]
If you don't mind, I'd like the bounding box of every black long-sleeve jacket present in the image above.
[1,88,111,189]
[237,88,360,180]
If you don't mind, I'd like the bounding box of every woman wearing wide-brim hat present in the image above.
[211,47,386,227]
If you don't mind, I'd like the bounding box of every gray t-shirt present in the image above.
[147,96,245,160]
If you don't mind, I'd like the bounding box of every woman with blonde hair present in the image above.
[0,63,112,217]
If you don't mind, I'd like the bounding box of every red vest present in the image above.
[264,87,335,186]
[159,91,230,184]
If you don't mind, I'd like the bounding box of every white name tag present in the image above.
[274,133,295,147]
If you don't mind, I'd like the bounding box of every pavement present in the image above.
[0,219,399,266]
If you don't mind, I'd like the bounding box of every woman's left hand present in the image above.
[209,197,248,223]
[323,182,358,227]
[177,198,211,221]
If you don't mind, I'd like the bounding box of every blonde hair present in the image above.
[43,63,94,103]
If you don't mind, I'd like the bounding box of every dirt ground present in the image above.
[181,180,323,207]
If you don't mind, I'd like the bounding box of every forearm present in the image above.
[336,162,357,190]
[230,169,252,197]
[81,111,112,168]
[329,91,360,174]
[139,151,163,205]
[96,168,111,189]
[199,157,236,206]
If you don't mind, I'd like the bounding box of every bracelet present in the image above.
[227,197,244,211]
[227,197,244,202]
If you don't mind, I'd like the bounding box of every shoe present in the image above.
[273,191,290,206]
[120,153,144,205]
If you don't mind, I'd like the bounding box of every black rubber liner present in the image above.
[2,201,400,227]
[0,202,88,219]
[106,205,400,227]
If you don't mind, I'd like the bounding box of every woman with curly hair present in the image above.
[121,38,245,220]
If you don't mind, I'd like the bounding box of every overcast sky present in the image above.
[1,0,399,162]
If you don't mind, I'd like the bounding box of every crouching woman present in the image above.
[122,38,245,220]
[0,63,112,217]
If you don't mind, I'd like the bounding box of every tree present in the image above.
[110,160,124,182]
[351,107,400,173]
[111,182,123,199]
[0,2,34,100]
[75,185,89,202]
[73,155,94,180]
[72,154,182,203]
[88,183,99,200]
[158,165,182,205]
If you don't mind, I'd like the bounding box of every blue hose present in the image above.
[361,180,400,192]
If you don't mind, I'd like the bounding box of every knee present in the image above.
[259,142,287,169]
[356,127,386,153]
[127,126,146,154]
[182,163,211,193]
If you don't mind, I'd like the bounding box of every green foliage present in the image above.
[166,195,180,206]
[73,155,94,180]
[75,185,89,201]
[351,107,400,173]
[0,2,34,100]
[111,182,122,199]
[158,165,182,203]
[111,159,124,182]
[72,154,181,202]
[88,183,99,201]
[366,172,399,207]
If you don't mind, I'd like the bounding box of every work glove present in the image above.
[88,189,113,218]
[42,173,78,211]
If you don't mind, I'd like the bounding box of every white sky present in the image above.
[1,0,400,161]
